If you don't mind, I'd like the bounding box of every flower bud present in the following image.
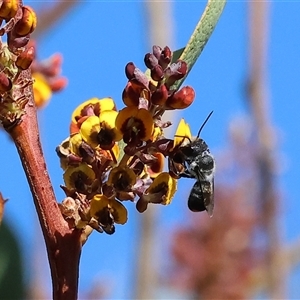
[132,68,150,90]
[48,77,68,92]
[38,54,63,77]
[151,84,168,106]
[122,82,140,106]
[144,53,158,69]
[0,0,19,19]
[79,141,95,165]
[8,35,30,50]
[59,197,79,218]
[146,152,164,178]
[150,64,164,82]
[32,73,52,108]
[159,46,172,69]
[136,198,148,213]
[125,62,136,80]
[165,86,195,109]
[14,6,37,36]
[15,46,35,70]
[0,73,12,93]
[152,45,162,60]
[165,60,188,87]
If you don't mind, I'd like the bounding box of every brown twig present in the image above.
[250,239,300,293]
[6,66,82,299]
[33,0,80,39]
[247,1,285,298]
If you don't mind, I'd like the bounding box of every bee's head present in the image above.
[180,137,208,157]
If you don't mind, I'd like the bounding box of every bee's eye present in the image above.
[172,152,184,163]
[180,145,194,157]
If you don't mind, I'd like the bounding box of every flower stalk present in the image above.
[6,68,82,300]
[0,1,80,298]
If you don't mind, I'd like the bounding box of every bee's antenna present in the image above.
[196,111,213,138]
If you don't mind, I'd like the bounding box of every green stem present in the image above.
[172,0,226,91]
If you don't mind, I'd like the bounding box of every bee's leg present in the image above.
[179,170,196,179]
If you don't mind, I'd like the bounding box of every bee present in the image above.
[169,111,215,216]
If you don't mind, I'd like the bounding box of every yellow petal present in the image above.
[71,97,116,124]
[151,126,163,142]
[146,172,177,205]
[109,199,128,224]
[63,163,95,190]
[90,194,128,225]
[107,165,137,189]
[90,194,110,217]
[136,108,154,141]
[99,110,123,142]
[80,116,100,148]
[116,107,154,142]
[69,133,83,156]
[33,73,52,108]
[115,106,137,131]
[99,110,117,128]
[110,143,120,163]
[173,118,192,148]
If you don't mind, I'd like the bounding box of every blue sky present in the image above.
[2,1,300,298]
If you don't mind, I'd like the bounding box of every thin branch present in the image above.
[250,239,300,294]
[33,0,80,39]
[7,68,81,300]
[247,2,285,298]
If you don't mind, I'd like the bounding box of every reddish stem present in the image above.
[6,69,81,300]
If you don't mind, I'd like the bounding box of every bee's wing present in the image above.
[204,178,214,217]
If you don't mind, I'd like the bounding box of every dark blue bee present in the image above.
[170,112,215,216]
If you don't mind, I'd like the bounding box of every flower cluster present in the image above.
[0,1,37,128]
[57,46,197,234]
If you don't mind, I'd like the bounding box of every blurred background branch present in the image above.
[247,1,285,297]
[251,239,300,294]
[135,2,174,299]
[33,1,80,39]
